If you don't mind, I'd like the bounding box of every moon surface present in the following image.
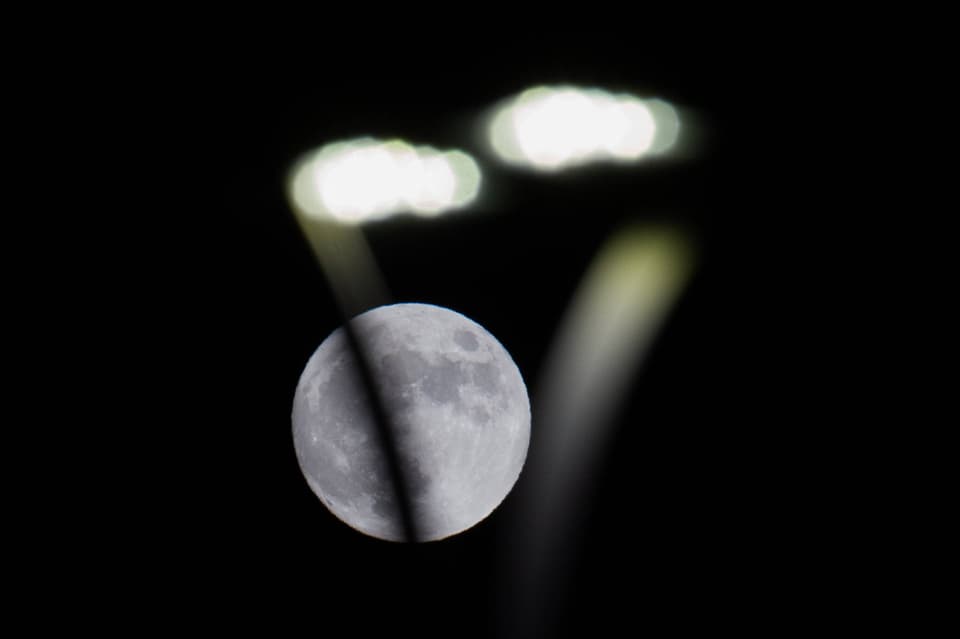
[292,303,531,541]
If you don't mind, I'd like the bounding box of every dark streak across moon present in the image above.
[341,319,421,543]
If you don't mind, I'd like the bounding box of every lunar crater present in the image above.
[454,329,479,351]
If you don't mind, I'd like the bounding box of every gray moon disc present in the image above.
[292,303,531,542]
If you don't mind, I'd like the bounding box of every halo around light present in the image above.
[288,138,482,224]
[487,86,680,171]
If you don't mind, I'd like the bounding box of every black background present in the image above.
[71,29,812,635]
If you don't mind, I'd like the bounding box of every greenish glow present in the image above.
[645,98,681,155]
[287,138,483,224]
[551,226,695,401]
[445,150,482,208]
[528,224,695,528]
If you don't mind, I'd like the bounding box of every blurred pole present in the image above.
[291,213,421,542]
[295,219,390,319]
[500,225,695,636]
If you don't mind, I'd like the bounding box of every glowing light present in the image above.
[487,86,680,170]
[288,138,482,224]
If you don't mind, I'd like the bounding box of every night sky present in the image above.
[75,31,808,635]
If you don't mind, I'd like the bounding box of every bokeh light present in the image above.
[487,86,680,171]
[288,138,482,224]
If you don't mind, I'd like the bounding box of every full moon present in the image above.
[292,303,531,541]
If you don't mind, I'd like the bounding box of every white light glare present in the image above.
[488,86,680,170]
[288,138,482,224]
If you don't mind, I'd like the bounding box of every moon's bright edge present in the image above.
[292,303,531,542]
